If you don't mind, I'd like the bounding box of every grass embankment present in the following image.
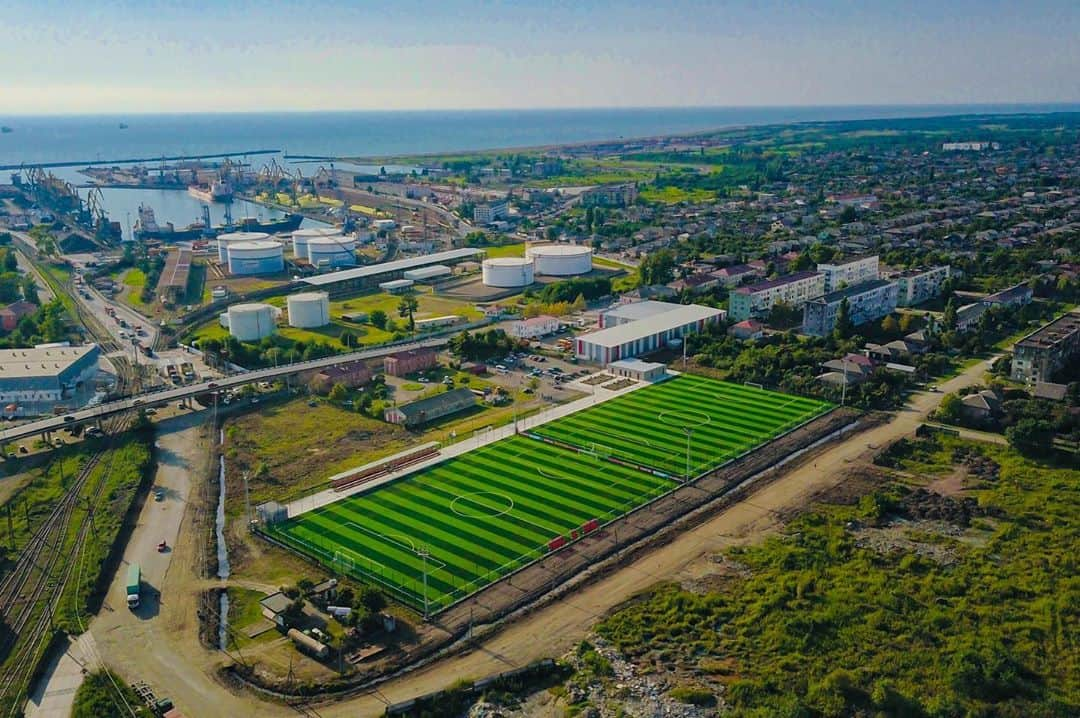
[594,436,1080,716]
[72,670,152,718]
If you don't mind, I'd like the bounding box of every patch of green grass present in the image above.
[122,268,147,307]
[639,186,715,204]
[479,243,527,258]
[73,671,152,718]
[401,382,425,391]
[228,587,269,631]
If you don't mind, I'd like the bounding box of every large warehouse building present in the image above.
[300,248,483,297]
[599,300,690,328]
[0,344,101,405]
[575,304,725,364]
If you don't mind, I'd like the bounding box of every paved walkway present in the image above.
[24,634,101,718]
[284,373,650,517]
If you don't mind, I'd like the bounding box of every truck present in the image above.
[126,563,140,608]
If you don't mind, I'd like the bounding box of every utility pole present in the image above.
[841,356,848,406]
[683,427,694,481]
[243,472,251,529]
[419,546,430,621]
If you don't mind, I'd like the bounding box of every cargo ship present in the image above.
[188,179,234,203]
[133,204,303,241]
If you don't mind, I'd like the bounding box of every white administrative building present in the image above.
[575,304,725,364]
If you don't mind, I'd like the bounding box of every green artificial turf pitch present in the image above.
[266,434,677,613]
[532,374,832,477]
[266,375,831,612]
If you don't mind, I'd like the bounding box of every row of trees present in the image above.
[197,334,340,369]
[530,276,612,304]
[447,328,517,361]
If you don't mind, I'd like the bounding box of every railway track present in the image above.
[0,411,133,714]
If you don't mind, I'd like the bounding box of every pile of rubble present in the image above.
[560,637,718,718]
[899,488,985,527]
[952,446,1001,482]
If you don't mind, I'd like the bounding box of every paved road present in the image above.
[0,335,450,443]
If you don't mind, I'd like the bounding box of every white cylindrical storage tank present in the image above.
[227,240,284,276]
[227,303,275,341]
[482,257,534,288]
[525,244,593,276]
[287,291,330,328]
[291,227,342,260]
[217,231,270,264]
[306,235,357,268]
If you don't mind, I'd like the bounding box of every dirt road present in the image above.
[88,412,297,717]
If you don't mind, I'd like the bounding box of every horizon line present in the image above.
[3,101,1080,119]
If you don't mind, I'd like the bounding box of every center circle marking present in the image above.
[450,491,515,518]
[658,410,712,428]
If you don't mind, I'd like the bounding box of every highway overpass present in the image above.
[1,336,451,444]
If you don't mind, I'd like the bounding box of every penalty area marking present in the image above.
[450,491,515,519]
[658,409,712,429]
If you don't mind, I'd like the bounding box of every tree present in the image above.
[638,249,676,286]
[369,309,388,330]
[339,329,356,348]
[20,276,37,305]
[943,298,958,332]
[833,298,855,341]
[881,315,900,336]
[1,249,16,273]
[899,313,917,334]
[357,585,387,613]
[1006,418,1053,454]
[936,393,963,424]
[397,292,419,332]
[328,383,348,402]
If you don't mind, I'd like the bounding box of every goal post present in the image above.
[744,381,764,390]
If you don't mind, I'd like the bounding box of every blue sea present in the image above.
[2,104,1079,168]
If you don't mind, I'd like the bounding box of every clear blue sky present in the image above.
[3,0,1078,113]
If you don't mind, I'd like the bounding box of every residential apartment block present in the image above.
[581,183,639,208]
[802,279,899,337]
[1010,312,1080,384]
[728,271,826,322]
[817,255,880,292]
[893,265,951,307]
[473,201,509,224]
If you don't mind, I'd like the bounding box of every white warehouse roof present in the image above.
[403,265,451,280]
[603,300,685,323]
[578,304,725,349]
[300,248,482,287]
